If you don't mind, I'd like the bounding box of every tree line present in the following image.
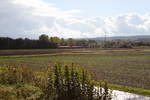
[1,34,150,49]
[0,34,98,49]
[0,34,57,49]
[102,40,150,48]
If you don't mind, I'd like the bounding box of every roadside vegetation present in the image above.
[0,64,111,100]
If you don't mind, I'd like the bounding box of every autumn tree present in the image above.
[50,37,61,45]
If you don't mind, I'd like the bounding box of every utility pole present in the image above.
[104,31,107,42]
[103,32,107,48]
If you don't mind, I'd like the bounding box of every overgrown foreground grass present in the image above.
[0,64,111,100]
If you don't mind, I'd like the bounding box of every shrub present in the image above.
[0,85,17,100]
[0,64,112,100]
[0,66,35,85]
[42,63,112,100]
[0,84,43,100]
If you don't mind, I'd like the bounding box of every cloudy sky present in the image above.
[0,0,150,39]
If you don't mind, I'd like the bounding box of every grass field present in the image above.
[0,49,150,91]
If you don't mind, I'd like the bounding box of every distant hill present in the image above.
[88,35,150,42]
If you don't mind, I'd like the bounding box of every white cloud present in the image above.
[0,0,150,39]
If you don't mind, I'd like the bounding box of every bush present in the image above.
[0,66,35,85]
[0,64,112,100]
[0,84,43,100]
[42,63,112,100]
[0,85,16,100]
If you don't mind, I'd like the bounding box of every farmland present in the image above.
[0,48,150,90]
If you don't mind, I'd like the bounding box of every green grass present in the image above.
[0,49,150,95]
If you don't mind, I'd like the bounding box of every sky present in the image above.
[45,0,150,16]
[0,0,150,39]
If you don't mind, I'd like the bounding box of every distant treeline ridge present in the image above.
[1,34,150,49]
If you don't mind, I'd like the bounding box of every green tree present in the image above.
[39,34,49,42]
